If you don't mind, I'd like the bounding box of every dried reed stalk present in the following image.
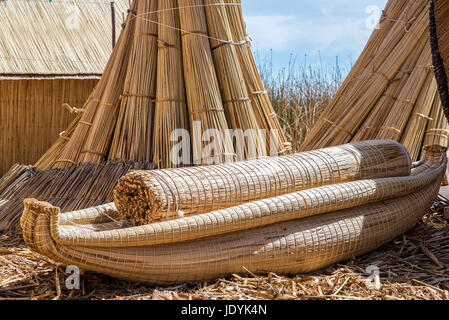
[204,0,263,160]
[352,33,428,142]
[113,140,411,225]
[53,2,138,168]
[20,146,445,284]
[400,74,438,160]
[0,160,155,231]
[108,0,158,162]
[300,0,428,151]
[151,0,190,168]
[178,0,235,165]
[424,99,449,148]
[0,79,95,174]
[37,151,445,248]
[225,0,290,155]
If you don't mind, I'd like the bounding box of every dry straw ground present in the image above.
[0,195,447,300]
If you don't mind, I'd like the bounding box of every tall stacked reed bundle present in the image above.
[53,1,138,169]
[300,0,449,161]
[204,0,263,160]
[0,161,155,231]
[19,145,446,284]
[225,0,290,155]
[113,140,411,225]
[151,0,190,168]
[1,0,291,230]
[178,0,235,165]
[108,0,158,162]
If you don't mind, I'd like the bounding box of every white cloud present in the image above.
[244,13,373,57]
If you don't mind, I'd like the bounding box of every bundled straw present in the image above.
[300,0,449,161]
[20,145,446,284]
[108,0,158,162]
[204,0,263,160]
[151,0,190,168]
[0,160,155,231]
[225,0,290,155]
[113,140,411,225]
[178,0,235,165]
[36,149,444,248]
[53,1,138,168]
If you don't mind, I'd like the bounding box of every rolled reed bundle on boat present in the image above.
[33,146,444,248]
[53,3,137,169]
[108,0,158,162]
[178,0,235,165]
[113,140,411,225]
[424,99,449,148]
[204,0,263,160]
[21,146,445,284]
[151,0,190,169]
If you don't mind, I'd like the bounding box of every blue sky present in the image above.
[241,0,388,69]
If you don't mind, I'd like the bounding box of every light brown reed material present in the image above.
[204,0,264,160]
[225,0,290,155]
[19,146,446,284]
[113,140,412,225]
[53,2,138,168]
[151,0,190,168]
[108,0,158,162]
[300,0,448,161]
[0,0,128,77]
[37,152,444,248]
[0,160,155,231]
[178,0,235,165]
[0,79,97,175]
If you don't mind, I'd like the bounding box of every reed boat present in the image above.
[19,142,446,284]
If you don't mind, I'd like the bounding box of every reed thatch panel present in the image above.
[0,78,98,175]
[0,0,128,77]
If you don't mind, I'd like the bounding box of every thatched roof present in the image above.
[0,0,128,79]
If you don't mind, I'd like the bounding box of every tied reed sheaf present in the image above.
[299,0,449,161]
[45,0,289,170]
[0,0,290,230]
[19,144,447,284]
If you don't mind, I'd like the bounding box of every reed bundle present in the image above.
[430,0,449,123]
[34,152,444,248]
[53,2,138,168]
[178,0,235,165]
[225,0,290,155]
[109,0,158,162]
[151,0,190,168]
[0,160,155,231]
[204,0,263,160]
[113,140,411,225]
[15,0,289,171]
[300,0,449,161]
[20,145,446,284]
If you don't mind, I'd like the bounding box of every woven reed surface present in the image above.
[20,146,446,284]
[299,0,449,161]
[0,0,128,77]
[113,140,411,225]
[0,79,97,175]
[0,161,155,231]
[40,150,445,249]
